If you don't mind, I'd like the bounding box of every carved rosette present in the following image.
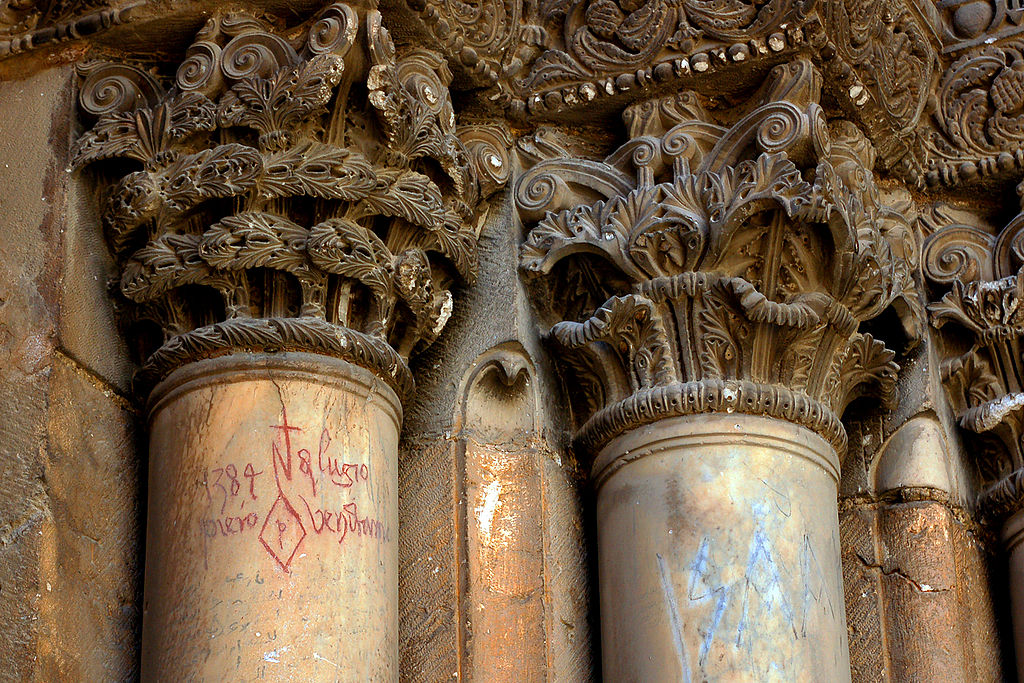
[809,0,938,180]
[924,208,1024,520]
[516,59,908,457]
[71,4,510,400]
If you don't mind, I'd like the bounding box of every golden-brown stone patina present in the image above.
[4,0,1024,677]
[142,352,400,680]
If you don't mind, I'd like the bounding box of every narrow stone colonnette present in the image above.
[70,4,507,680]
[516,59,911,681]
[924,202,1024,682]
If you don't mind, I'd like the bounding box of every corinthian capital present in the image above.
[70,3,509,399]
[516,58,911,455]
[924,205,1024,519]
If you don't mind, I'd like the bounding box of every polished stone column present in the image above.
[924,225,1024,682]
[594,413,848,681]
[141,353,400,680]
[980,470,1024,683]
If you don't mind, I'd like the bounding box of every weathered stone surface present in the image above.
[456,344,592,682]
[397,436,592,683]
[37,356,139,682]
[0,354,138,683]
[841,498,1007,682]
[398,436,460,682]
[61,146,134,393]
[0,65,139,682]
[5,0,1024,679]
[143,352,400,681]
[399,194,593,680]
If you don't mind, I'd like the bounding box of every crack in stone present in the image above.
[854,552,952,594]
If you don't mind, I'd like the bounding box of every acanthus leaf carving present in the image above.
[551,294,676,390]
[307,217,395,303]
[924,203,1024,518]
[516,59,911,456]
[121,232,212,301]
[216,52,345,150]
[834,332,899,414]
[70,89,216,169]
[71,3,513,396]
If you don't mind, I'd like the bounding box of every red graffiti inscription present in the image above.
[204,462,263,514]
[197,408,386,572]
[255,408,387,572]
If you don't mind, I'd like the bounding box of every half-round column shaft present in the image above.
[594,413,850,682]
[1003,506,1024,683]
[141,352,400,681]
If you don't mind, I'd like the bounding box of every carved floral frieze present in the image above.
[9,0,1024,195]
[1,0,107,36]
[515,58,910,456]
[401,0,936,165]
[70,3,509,397]
[919,37,1024,190]
[515,0,804,105]
[809,0,938,174]
[394,0,1024,196]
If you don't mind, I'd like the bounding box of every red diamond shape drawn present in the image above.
[259,495,306,572]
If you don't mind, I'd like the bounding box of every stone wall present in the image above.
[0,66,140,681]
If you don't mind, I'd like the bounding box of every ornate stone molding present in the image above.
[396,0,1024,195]
[12,0,1024,195]
[888,0,1024,190]
[515,58,909,456]
[15,0,1024,195]
[400,0,941,161]
[807,0,939,171]
[0,0,143,57]
[924,209,1024,519]
[511,0,807,115]
[70,3,508,397]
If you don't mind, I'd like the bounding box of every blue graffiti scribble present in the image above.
[657,552,693,683]
[687,537,731,666]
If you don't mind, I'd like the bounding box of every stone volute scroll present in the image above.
[69,4,505,680]
[922,196,1024,680]
[516,58,908,681]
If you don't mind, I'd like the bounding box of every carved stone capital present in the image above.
[70,3,509,399]
[516,58,909,455]
[981,468,1024,526]
[925,215,1024,518]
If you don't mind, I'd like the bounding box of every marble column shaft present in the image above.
[141,352,400,681]
[594,413,850,682]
